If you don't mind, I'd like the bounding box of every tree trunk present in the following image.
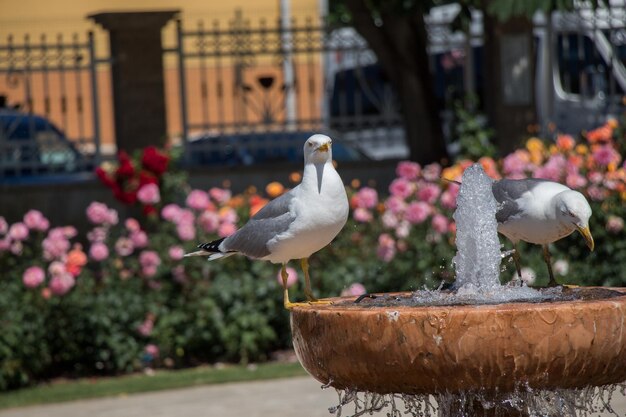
[344,0,448,165]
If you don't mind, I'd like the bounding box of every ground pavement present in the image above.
[1,376,626,417]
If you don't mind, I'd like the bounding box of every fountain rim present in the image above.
[290,286,626,394]
[291,287,626,314]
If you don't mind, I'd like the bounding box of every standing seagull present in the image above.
[492,178,594,286]
[185,134,349,309]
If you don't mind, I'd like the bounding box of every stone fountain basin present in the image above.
[291,288,626,395]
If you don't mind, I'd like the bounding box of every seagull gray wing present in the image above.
[222,190,296,259]
[492,179,547,224]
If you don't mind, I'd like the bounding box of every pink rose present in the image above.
[218,222,237,238]
[422,163,442,182]
[176,223,196,241]
[405,201,431,224]
[376,233,396,262]
[178,209,195,225]
[382,211,399,229]
[592,145,621,167]
[277,266,298,288]
[8,222,28,241]
[172,265,187,284]
[48,260,67,277]
[125,218,141,232]
[341,283,367,297]
[218,208,237,224]
[209,187,232,205]
[49,273,75,296]
[42,228,71,260]
[137,183,161,205]
[395,221,410,239]
[440,187,458,210]
[389,178,413,199]
[587,185,607,201]
[87,227,107,243]
[63,226,78,238]
[385,196,407,215]
[137,318,154,337]
[161,204,182,222]
[139,250,161,268]
[23,210,49,232]
[142,266,158,278]
[86,202,118,225]
[588,172,603,184]
[89,242,110,261]
[354,187,378,209]
[23,266,45,288]
[606,215,624,234]
[115,237,135,256]
[198,211,220,233]
[396,161,421,180]
[186,190,210,210]
[431,214,449,234]
[145,344,159,358]
[565,173,587,190]
[353,208,373,223]
[168,245,185,261]
[130,230,148,248]
[417,183,441,204]
[502,151,529,176]
[10,241,23,255]
[0,217,7,234]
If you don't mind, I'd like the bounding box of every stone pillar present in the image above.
[89,11,178,152]
[483,15,537,154]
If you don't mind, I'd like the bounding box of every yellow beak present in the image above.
[577,225,594,251]
[317,143,330,152]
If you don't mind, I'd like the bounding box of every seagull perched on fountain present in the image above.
[492,178,594,286]
[185,134,349,309]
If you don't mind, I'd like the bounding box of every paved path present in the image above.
[2,376,626,417]
[0,377,337,417]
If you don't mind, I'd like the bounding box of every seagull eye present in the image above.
[308,142,313,147]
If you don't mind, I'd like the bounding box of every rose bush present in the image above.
[1,117,625,390]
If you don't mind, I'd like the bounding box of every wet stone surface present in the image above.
[335,287,626,309]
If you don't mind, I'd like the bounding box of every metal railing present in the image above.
[0,32,107,181]
[165,10,407,165]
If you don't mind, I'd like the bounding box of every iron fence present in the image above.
[0,32,107,180]
[165,10,407,166]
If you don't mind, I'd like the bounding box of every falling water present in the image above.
[452,163,502,291]
[329,383,626,417]
[323,164,626,416]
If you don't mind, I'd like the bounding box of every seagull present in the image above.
[492,178,594,286]
[185,134,349,309]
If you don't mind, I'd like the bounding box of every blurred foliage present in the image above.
[1,114,626,391]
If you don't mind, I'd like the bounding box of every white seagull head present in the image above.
[304,134,333,164]
[555,190,594,251]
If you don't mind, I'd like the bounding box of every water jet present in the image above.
[290,165,626,416]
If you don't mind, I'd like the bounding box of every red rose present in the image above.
[113,185,138,205]
[95,167,115,188]
[142,205,157,216]
[139,170,158,186]
[141,146,169,176]
[116,159,135,178]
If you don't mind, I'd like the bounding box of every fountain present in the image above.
[290,164,626,416]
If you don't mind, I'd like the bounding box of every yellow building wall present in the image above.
[0,0,321,151]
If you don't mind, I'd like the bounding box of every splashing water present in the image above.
[452,163,502,291]
[329,383,626,417]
